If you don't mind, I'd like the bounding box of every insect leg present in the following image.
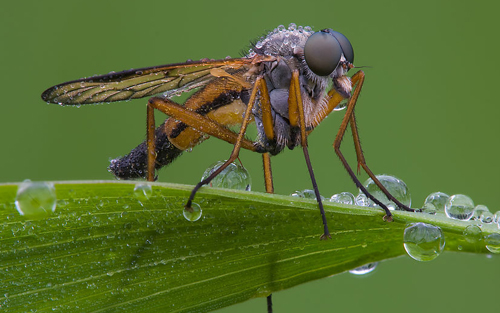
[332,71,415,220]
[182,76,265,210]
[146,104,156,182]
[289,70,331,240]
[145,96,259,181]
[262,153,274,194]
[347,91,414,213]
[267,293,273,313]
[262,152,274,312]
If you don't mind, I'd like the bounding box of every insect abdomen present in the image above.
[108,122,183,179]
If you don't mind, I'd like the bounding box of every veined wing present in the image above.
[41,58,254,105]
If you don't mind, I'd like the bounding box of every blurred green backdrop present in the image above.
[1,0,498,312]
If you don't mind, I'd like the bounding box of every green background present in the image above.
[1,0,498,312]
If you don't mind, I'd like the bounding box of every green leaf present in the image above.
[0,181,497,312]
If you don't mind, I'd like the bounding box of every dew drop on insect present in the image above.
[333,99,348,111]
[201,160,251,191]
[421,192,449,215]
[484,233,500,253]
[15,180,57,218]
[330,192,355,205]
[183,202,202,222]
[349,262,378,275]
[473,205,493,223]
[444,194,474,220]
[463,225,482,243]
[403,222,445,262]
[359,175,411,209]
[133,183,152,201]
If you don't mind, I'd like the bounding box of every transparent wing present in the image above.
[41,58,254,105]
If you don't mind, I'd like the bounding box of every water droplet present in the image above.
[15,180,57,218]
[333,99,348,111]
[445,194,474,220]
[201,160,251,191]
[349,262,378,275]
[403,222,445,262]
[484,233,500,253]
[422,192,449,214]
[473,205,493,223]
[330,192,355,205]
[463,225,482,243]
[133,183,152,200]
[290,189,324,200]
[355,193,370,206]
[493,211,500,224]
[359,174,411,209]
[183,202,202,222]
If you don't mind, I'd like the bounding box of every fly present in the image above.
[41,23,416,241]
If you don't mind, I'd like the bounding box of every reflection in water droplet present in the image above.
[494,211,500,224]
[330,192,355,205]
[484,233,500,253]
[358,175,411,209]
[183,202,202,222]
[133,183,152,200]
[422,192,449,214]
[349,262,378,275]
[355,193,370,207]
[445,194,474,220]
[473,205,493,223]
[403,222,445,262]
[463,225,482,243]
[334,99,348,111]
[201,160,252,191]
[15,180,57,218]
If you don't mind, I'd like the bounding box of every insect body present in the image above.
[41,23,415,241]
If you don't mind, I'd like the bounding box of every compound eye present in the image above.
[328,30,354,64]
[304,31,342,76]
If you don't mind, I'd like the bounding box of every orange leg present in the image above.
[145,97,258,181]
[333,70,415,219]
[182,76,264,210]
[262,153,274,194]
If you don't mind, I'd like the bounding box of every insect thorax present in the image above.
[248,24,334,155]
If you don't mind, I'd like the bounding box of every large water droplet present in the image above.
[201,160,251,191]
[330,192,355,205]
[133,183,152,200]
[359,174,411,209]
[403,222,445,261]
[484,233,500,253]
[183,202,202,222]
[15,180,57,218]
[349,262,378,275]
[422,192,449,214]
[445,194,474,220]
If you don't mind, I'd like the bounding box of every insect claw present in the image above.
[383,214,394,222]
[320,232,332,240]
